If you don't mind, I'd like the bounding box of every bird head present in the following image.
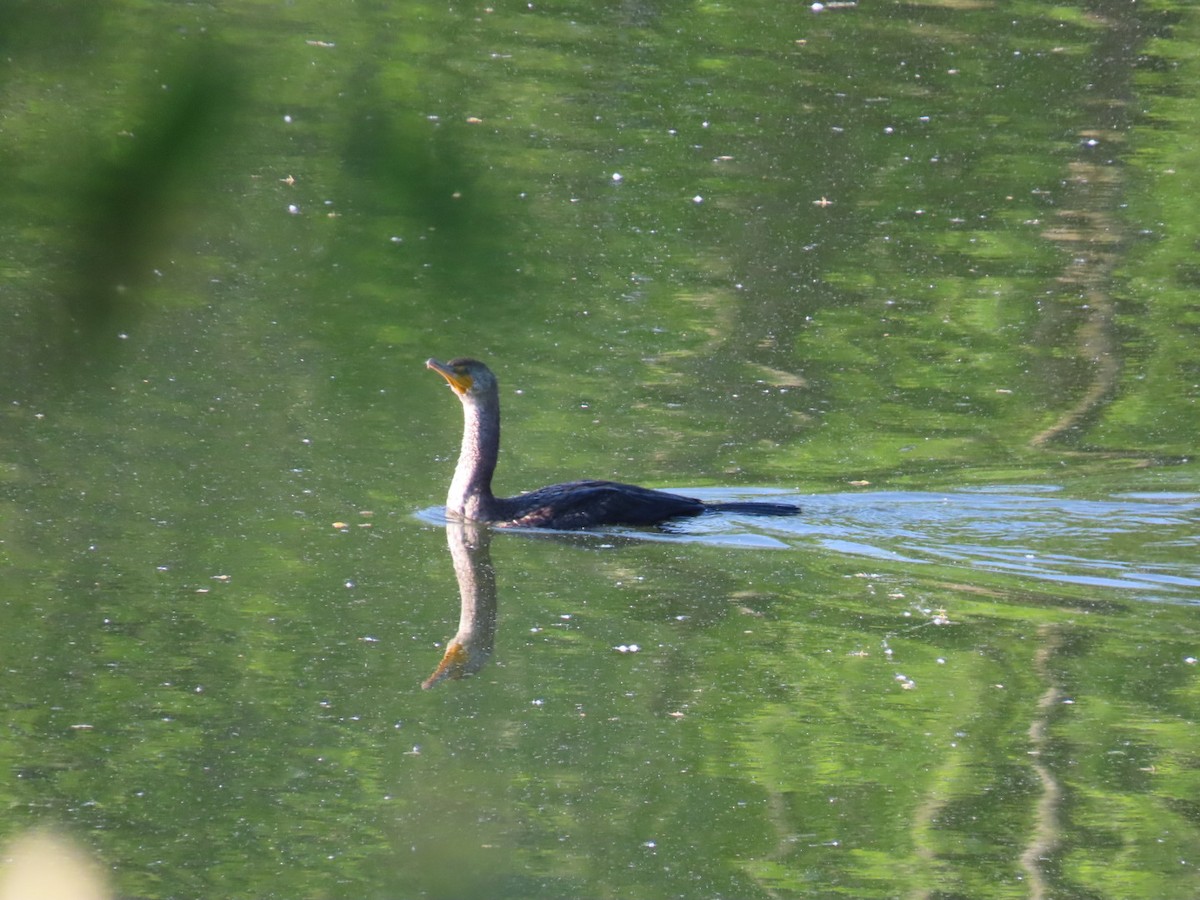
[426,357,496,399]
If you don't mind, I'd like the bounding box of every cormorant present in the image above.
[427,357,800,529]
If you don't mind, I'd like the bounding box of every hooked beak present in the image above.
[426,358,473,395]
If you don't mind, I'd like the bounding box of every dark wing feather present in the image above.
[503,480,704,529]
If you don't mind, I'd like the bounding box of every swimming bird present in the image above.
[427,357,800,529]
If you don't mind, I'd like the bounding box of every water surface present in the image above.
[2,1,1198,898]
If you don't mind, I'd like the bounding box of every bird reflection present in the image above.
[422,521,499,689]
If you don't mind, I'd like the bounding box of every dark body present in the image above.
[481,478,800,529]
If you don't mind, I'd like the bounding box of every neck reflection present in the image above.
[422,521,499,689]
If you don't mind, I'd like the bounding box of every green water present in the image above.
[2,1,1198,898]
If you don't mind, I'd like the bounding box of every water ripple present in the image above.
[777,488,1200,603]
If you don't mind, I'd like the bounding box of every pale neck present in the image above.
[447,393,501,519]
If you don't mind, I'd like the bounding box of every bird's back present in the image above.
[499,480,705,529]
